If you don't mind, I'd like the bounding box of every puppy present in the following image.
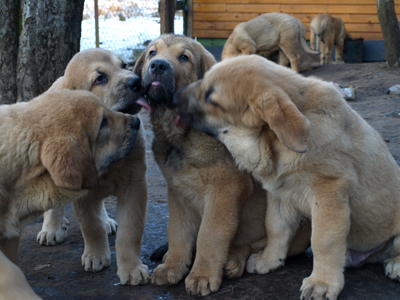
[133,34,311,297]
[0,90,140,299]
[221,12,320,72]
[174,54,400,300]
[310,13,351,64]
[38,49,149,285]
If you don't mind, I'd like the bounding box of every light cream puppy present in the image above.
[38,49,149,285]
[174,55,400,300]
[221,12,320,72]
[0,90,140,299]
[310,13,351,65]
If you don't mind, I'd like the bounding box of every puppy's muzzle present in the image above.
[128,77,141,93]
[150,59,169,75]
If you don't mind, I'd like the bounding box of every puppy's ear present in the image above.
[41,136,98,191]
[198,46,217,77]
[47,76,67,92]
[252,91,310,153]
[133,50,147,80]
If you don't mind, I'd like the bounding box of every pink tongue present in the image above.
[174,115,187,128]
[136,97,151,113]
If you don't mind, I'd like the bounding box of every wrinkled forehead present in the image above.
[68,50,125,74]
[149,39,197,60]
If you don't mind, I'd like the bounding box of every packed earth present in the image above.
[20,61,400,299]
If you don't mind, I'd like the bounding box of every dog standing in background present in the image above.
[310,13,351,64]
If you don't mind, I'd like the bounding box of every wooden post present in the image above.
[160,0,174,34]
[94,0,99,47]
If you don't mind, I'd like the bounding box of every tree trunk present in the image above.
[17,0,85,102]
[0,0,19,104]
[377,0,400,68]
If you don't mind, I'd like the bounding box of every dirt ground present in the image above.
[19,61,400,299]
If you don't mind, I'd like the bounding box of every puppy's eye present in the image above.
[149,50,157,58]
[94,74,108,85]
[100,117,108,129]
[122,63,128,69]
[179,54,189,62]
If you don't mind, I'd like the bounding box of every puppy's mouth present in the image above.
[174,114,187,128]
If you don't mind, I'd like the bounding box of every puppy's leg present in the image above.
[0,251,41,300]
[185,174,250,297]
[334,42,345,64]
[310,29,316,51]
[72,195,111,272]
[324,35,335,64]
[100,201,118,235]
[300,180,350,300]
[37,208,69,245]
[279,42,301,72]
[246,193,299,274]
[115,141,149,286]
[151,188,199,285]
[320,42,326,65]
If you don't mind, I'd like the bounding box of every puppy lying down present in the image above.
[0,90,140,299]
[174,55,400,300]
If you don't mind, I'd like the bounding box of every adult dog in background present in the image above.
[221,13,320,72]
[310,13,351,64]
[174,54,400,300]
[0,90,140,299]
[37,49,149,285]
[133,34,311,296]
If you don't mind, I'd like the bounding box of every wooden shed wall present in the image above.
[191,0,400,41]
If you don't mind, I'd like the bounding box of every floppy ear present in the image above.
[47,76,68,92]
[198,46,217,77]
[252,91,310,153]
[133,50,147,80]
[41,136,98,191]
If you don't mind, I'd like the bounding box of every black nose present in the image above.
[131,116,141,130]
[150,59,169,75]
[128,77,141,92]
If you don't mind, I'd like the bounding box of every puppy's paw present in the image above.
[118,263,150,285]
[105,217,118,235]
[150,263,189,285]
[224,257,246,279]
[245,252,284,274]
[37,217,69,245]
[300,273,344,300]
[185,272,222,297]
[81,251,111,272]
[385,256,400,280]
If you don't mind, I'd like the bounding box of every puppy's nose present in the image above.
[130,116,141,130]
[128,77,141,92]
[150,59,169,75]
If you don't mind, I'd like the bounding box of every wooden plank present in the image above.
[225,4,329,13]
[194,29,233,37]
[305,31,383,41]
[194,21,238,30]
[193,12,381,24]
[193,0,292,3]
[292,0,376,3]
[193,3,225,12]
[328,5,377,14]
[188,0,194,38]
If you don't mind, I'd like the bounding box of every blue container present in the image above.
[342,38,364,63]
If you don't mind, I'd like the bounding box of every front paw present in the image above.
[118,263,149,285]
[385,256,400,280]
[300,273,344,300]
[224,257,246,279]
[185,271,222,297]
[150,263,189,285]
[81,250,111,272]
[245,252,284,274]
[37,217,69,245]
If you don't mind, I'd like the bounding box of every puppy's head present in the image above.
[174,55,310,153]
[38,90,140,191]
[49,48,142,115]
[133,34,216,110]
